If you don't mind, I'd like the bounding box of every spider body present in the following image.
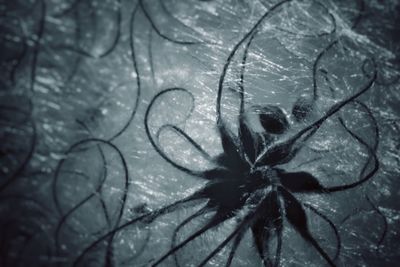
[183,104,335,267]
[72,69,378,267]
[73,69,378,266]
[200,105,290,206]
[147,67,377,265]
[72,11,379,263]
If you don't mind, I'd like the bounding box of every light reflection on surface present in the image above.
[0,0,399,266]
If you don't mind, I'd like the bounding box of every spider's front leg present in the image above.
[276,169,325,193]
[278,187,336,267]
[251,189,283,267]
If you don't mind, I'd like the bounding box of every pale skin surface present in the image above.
[0,0,399,266]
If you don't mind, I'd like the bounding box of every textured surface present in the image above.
[0,0,399,266]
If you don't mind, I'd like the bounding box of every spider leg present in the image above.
[252,222,269,266]
[352,101,379,152]
[238,31,255,115]
[139,0,200,45]
[159,0,210,44]
[72,195,199,267]
[255,124,318,167]
[54,138,129,266]
[279,187,336,267]
[257,67,376,168]
[62,0,122,59]
[274,223,283,267]
[197,191,280,267]
[215,2,302,167]
[323,115,379,193]
[312,40,339,100]
[145,88,207,178]
[171,205,211,267]
[298,63,376,141]
[276,169,324,193]
[239,116,257,163]
[151,211,230,267]
[251,190,283,267]
[252,222,283,267]
[339,195,387,251]
[216,0,292,131]
[196,222,249,267]
[218,123,243,164]
[322,100,379,192]
[55,192,101,248]
[225,227,246,267]
[156,124,213,163]
[278,100,379,195]
[303,203,341,261]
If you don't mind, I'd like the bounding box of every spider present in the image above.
[72,1,379,266]
[72,61,377,267]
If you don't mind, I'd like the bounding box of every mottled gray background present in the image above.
[0,0,399,266]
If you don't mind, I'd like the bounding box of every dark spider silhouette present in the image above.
[73,65,378,267]
[72,1,380,266]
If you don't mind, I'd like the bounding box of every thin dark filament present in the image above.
[171,206,210,267]
[72,195,199,267]
[159,0,208,42]
[53,170,110,237]
[312,40,339,100]
[64,19,83,84]
[361,57,400,86]
[75,120,112,228]
[217,0,292,130]
[139,0,201,45]
[145,88,206,178]
[54,141,110,251]
[313,62,380,193]
[156,124,213,162]
[196,194,275,267]
[54,193,102,249]
[224,228,245,267]
[279,188,336,266]
[238,32,257,115]
[53,137,129,267]
[326,106,379,192]
[106,2,141,141]
[274,1,336,38]
[43,2,384,267]
[258,67,377,170]
[339,196,387,251]
[55,0,122,59]
[52,138,129,225]
[150,205,230,266]
[303,203,341,261]
[196,222,249,267]
[151,217,225,266]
